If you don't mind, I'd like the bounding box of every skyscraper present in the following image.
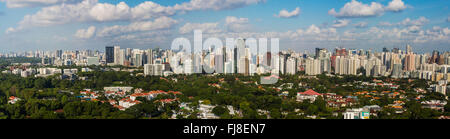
[406,44,412,54]
[146,49,153,65]
[114,46,121,65]
[105,46,114,63]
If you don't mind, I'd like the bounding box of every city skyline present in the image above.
[0,0,449,53]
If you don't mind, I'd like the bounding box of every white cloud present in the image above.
[332,19,351,28]
[88,1,131,22]
[329,0,408,18]
[5,27,16,34]
[173,0,263,11]
[354,21,368,28]
[328,0,384,18]
[306,24,321,34]
[97,16,178,37]
[74,26,96,39]
[399,16,429,26]
[179,22,222,34]
[385,0,406,12]
[0,0,82,8]
[8,0,263,33]
[377,22,393,27]
[378,16,429,27]
[275,7,300,18]
[225,16,250,32]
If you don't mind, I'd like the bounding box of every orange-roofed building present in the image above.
[297,89,322,102]
[8,96,21,104]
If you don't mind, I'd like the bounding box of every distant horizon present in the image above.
[0,43,448,56]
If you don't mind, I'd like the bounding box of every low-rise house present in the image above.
[363,105,381,114]
[198,104,220,119]
[118,97,141,109]
[297,89,322,102]
[343,108,370,119]
[130,90,182,101]
[80,90,99,100]
[105,91,126,98]
[8,96,21,104]
[421,100,447,112]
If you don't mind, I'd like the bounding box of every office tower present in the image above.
[113,46,120,65]
[236,38,246,73]
[56,50,63,59]
[105,46,114,63]
[406,44,412,54]
[335,56,343,75]
[194,53,202,73]
[315,48,326,59]
[447,56,450,65]
[392,48,400,54]
[224,61,232,74]
[429,50,439,64]
[119,49,125,66]
[239,57,246,74]
[126,48,132,61]
[233,47,238,73]
[404,54,416,71]
[223,46,227,70]
[382,47,389,53]
[214,47,224,73]
[184,59,194,75]
[415,54,421,70]
[134,52,143,67]
[146,49,153,64]
[266,52,272,67]
[438,54,445,65]
[392,64,403,78]
[214,53,224,73]
[245,57,250,76]
[279,54,286,74]
[332,48,347,70]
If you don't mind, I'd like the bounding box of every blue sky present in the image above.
[0,0,449,53]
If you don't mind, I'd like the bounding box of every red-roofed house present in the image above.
[8,96,21,104]
[297,89,322,102]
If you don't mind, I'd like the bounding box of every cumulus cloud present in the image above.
[378,16,429,27]
[329,0,407,18]
[0,0,82,8]
[96,16,178,37]
[5,27,16,34]
[74,26,96,39]
[377,22,393,27]
[179,23,222,34]
[354,21,368,28]
[225,16,251,32]
[385,0,406,12]
[328,0,384,18]
[399,16,429,26]
[7,0,263,33]
[332,19,351,28]
[275,7,300,18]
[173,0,263,11]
